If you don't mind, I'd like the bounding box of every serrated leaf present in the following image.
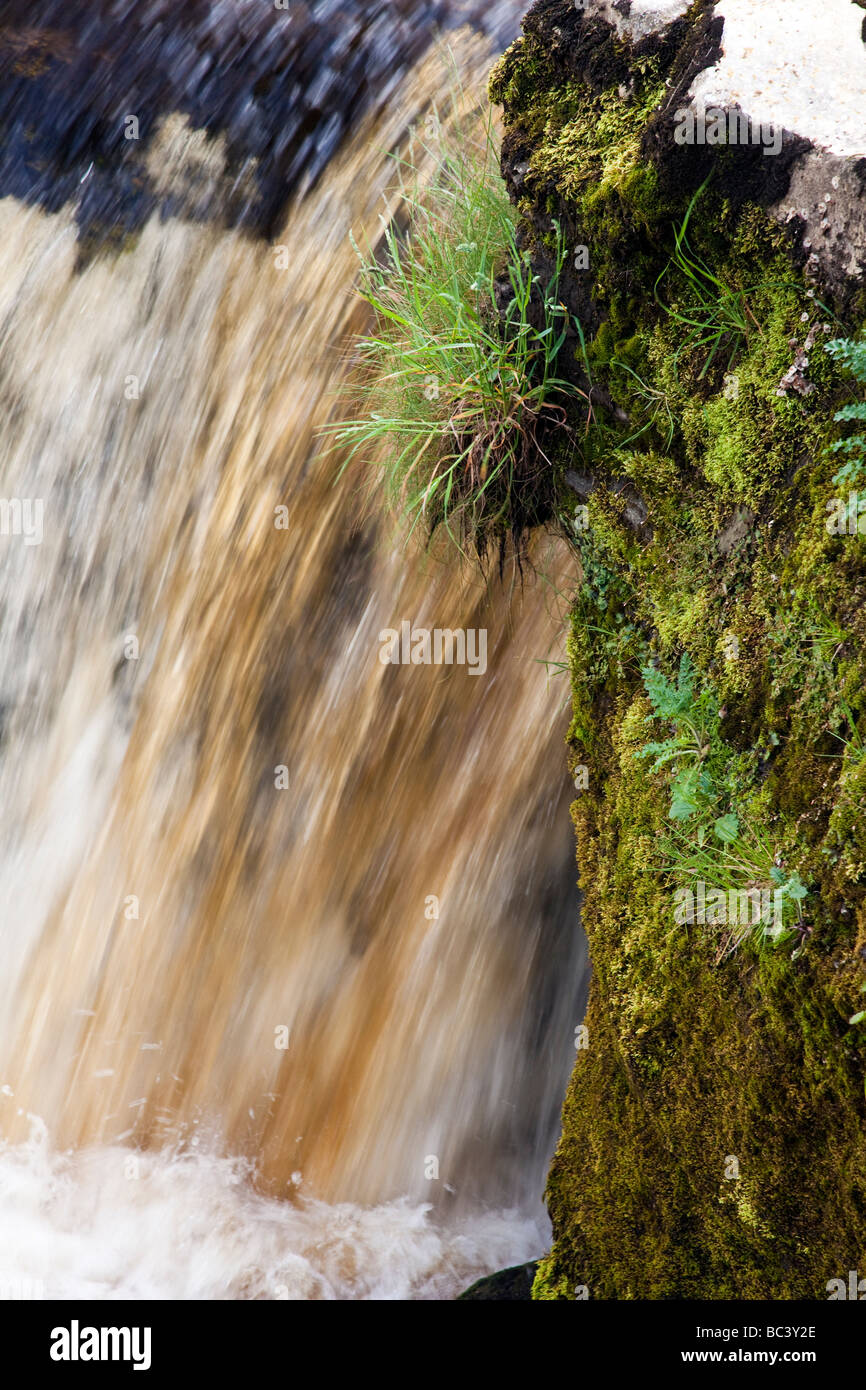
[669,767,702,819]
[640,652,695,721]
[713,813,739,844]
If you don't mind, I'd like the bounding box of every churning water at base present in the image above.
[0,1126,542,1300]
[0,10,587,1298]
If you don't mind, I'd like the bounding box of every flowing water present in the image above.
[0,3,588,1299]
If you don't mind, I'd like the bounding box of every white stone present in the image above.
[593,1,690,41]
[692,0,866,155]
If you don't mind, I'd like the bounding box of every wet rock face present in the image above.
[0,0,521,250]
[457,1259,537,1299]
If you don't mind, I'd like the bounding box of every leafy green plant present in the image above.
[635,652,722,820]
[636,651,808,954]
[769,866,810,934]
[825,336,866,487]
[323,101,587,560]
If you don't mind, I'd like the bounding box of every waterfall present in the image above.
[0,4,588,1299]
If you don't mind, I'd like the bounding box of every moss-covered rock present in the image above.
[458,1261,538,1299]
[491,0,866,1299]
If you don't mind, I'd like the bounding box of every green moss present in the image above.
[525,77,666,204]
[530,1256,573,1301]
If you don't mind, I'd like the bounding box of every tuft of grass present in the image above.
[661,822,808,959]
[654,179,757,379]
[821,696,866,772]
[654,179,820,382]
[768,600,848,727]
[608,358,676,449]
[322,100,587,562]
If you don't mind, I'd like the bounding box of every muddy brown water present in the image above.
[0,4,588,1298]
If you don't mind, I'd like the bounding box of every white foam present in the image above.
[0,1125,542,1301]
